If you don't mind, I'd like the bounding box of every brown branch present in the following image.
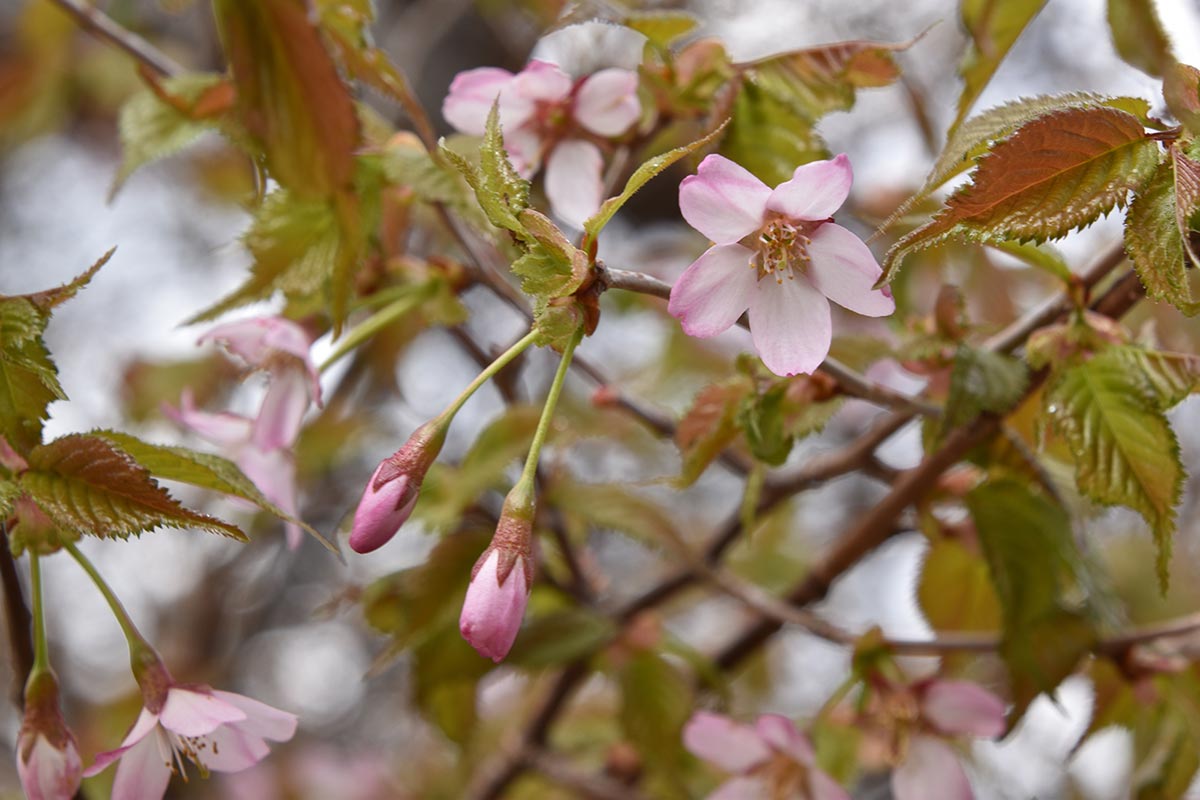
[49,0,183,77]
[524,746,651,800]
[0,524,33,711]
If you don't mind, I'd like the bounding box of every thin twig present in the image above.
[0,523,33,711]
[49,0,183,77]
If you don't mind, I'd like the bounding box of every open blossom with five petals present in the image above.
[669,154,895,377]
[165,316,321,548]
[683,711,848,800]
[442,59,641,228]
[84,682,297,800]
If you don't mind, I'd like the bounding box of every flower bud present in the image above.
[17,671,82,800]
[349,421,447,554]
[459,505,534,662]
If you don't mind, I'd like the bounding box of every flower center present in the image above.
[751,217,823,284]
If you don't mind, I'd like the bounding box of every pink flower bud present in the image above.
[17,671,82,800]
[459,510,534,662]
[349,421,446,554]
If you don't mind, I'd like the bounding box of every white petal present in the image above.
[251,367,310,451]
[212,691,299,742]
[682,711,771,773]
[160,687,246,738]
[748,274,832,377]
[753,714,813,764]
[531,21,648,75]
[109,731,173,800]
[766,154,853,220]
[892,736,975,800]
[804,223,895,317]
[544,139,605,230]
[679,155,771,244]
[574,69,640,136]
[667,244,757,338]
[511,60,573,104]
[199,726,270,773]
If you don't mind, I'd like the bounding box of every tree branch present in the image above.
[49,0,183,77]
[0,524,33,711]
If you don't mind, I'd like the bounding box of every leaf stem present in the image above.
[437,330,540,425]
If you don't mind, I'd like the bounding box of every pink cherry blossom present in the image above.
[442,59,640,228]
[669,154,895,377]
[166,316,321,548]
[84,684,297,800]
[683,711,848,800]
[459,547,531,663]
[349,420,447,554]
[16,670,81,800]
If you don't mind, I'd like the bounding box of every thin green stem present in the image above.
[318,282,437,374]
[63,541,152,656]
[438,330,540,424]
[515,327,584,496]
[28,553,49,674]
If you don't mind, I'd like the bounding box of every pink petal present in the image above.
[349,466,416,554]
[82,707,158,778]
[667,244,757,337]
[679,155,771,245]
[199,726,271,773]
[544,139,605,230]
[682,711,771,773]
[511,60,573,104]
[200,317,310,369]
[160,687,246,738]
[442,67,514,135]
[504,126,544,178]
[109,730,172,800]
[804,223,894,317]
[459,550,530,662]
[18,734,82,800]
[765,154,853,221]
[747,274,832,377]
[754,714,813,764]
[211,691,299,742]
[708,776,768,800]
[251,367,310,451]
[892,736,974,800]
[920,681,1007,738]
[573,68,640,136]
[163,390,252,447]
[810,769,852,800]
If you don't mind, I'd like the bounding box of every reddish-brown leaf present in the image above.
[1172,143,1200,267]
[675,379,752,487]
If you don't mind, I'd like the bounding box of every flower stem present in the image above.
[511,326,584,506]
[318,281,438,374]
[28,553,49,675]
[437,330,540,424]
[63,541,155,661]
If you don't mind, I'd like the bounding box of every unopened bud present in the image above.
[459,505,534,662]
[350,421,446,554]
[17,671,82,800]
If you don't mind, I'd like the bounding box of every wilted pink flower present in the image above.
[443,59,641,227]
[683,711,848,800]
[349,421,447,554]
[16,671,82,800]
[669,154,895,377]
[459,510,534,662]
[166,316,321,548]
[890,679,1007,800]
[84,682,297,800]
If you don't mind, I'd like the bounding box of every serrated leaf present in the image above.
[513,209,590,304]
[113,74,227,194]
[954,0,1048,132]
[1001,608,1096,721]
[1172,143,1200,267]
[721,79,828,187]
[505,607,615,669]
[738,383,793,466]
[438,103,530,236]
[18,434,246,541]
[1046,350,1182,586]
[619,651,691,775]
[1125,159,1198,314]
[1107,0,1173,77]
[675,378,752,487]
[942,345,1029,434]
[1164,63,1200,136]
[624,10,698,50]
[879,94,1152,236]
[0,300,63,453]
[89,430,332,550]
[884,106,1159,282]
[1107,347,1200,408]
[0,480,18,518]
[19,248,114,313]
[379,136,485,226]
[583,122,726,248]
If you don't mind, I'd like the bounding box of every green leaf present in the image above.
[18,434,246,541]
[411,621,492,744]
[545,479,681,550]
[20,248,114,313]
[438,103,529,237]
[1108,347,1200,408]
[883,106,1159,283]
[1171,143,1200,267]
[987,240,1072,282]
[583,122,726,248]
[1046,350,1183,586]
[0,479,18,518]
[1001,608,1096,720]
[624,10,698,50]
[721,79,828,187]
[1125,159,1199,314]
[675,378,752,487]
[506,607,616,669]
[1107,0,1173,77]
[917,538,1002,633]
[618,651,691,776]
[88,430,333,551]
[1164,63,1200,136]
[0,300,63,453]
[113,74,226,195]
[954,0,1048,132]
[941,345,1029,434]
[512,210,590,305]
[738,383,793,466]
[379,137,485,226]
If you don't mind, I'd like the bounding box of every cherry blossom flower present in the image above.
[349,420,446,554]
[443,59,641,228]
[84,683,297,800]
[669,154,895,377]
[683,711,848,800]
[16,671,82,800]
[165,316,321,548]
[459,510,533,662]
